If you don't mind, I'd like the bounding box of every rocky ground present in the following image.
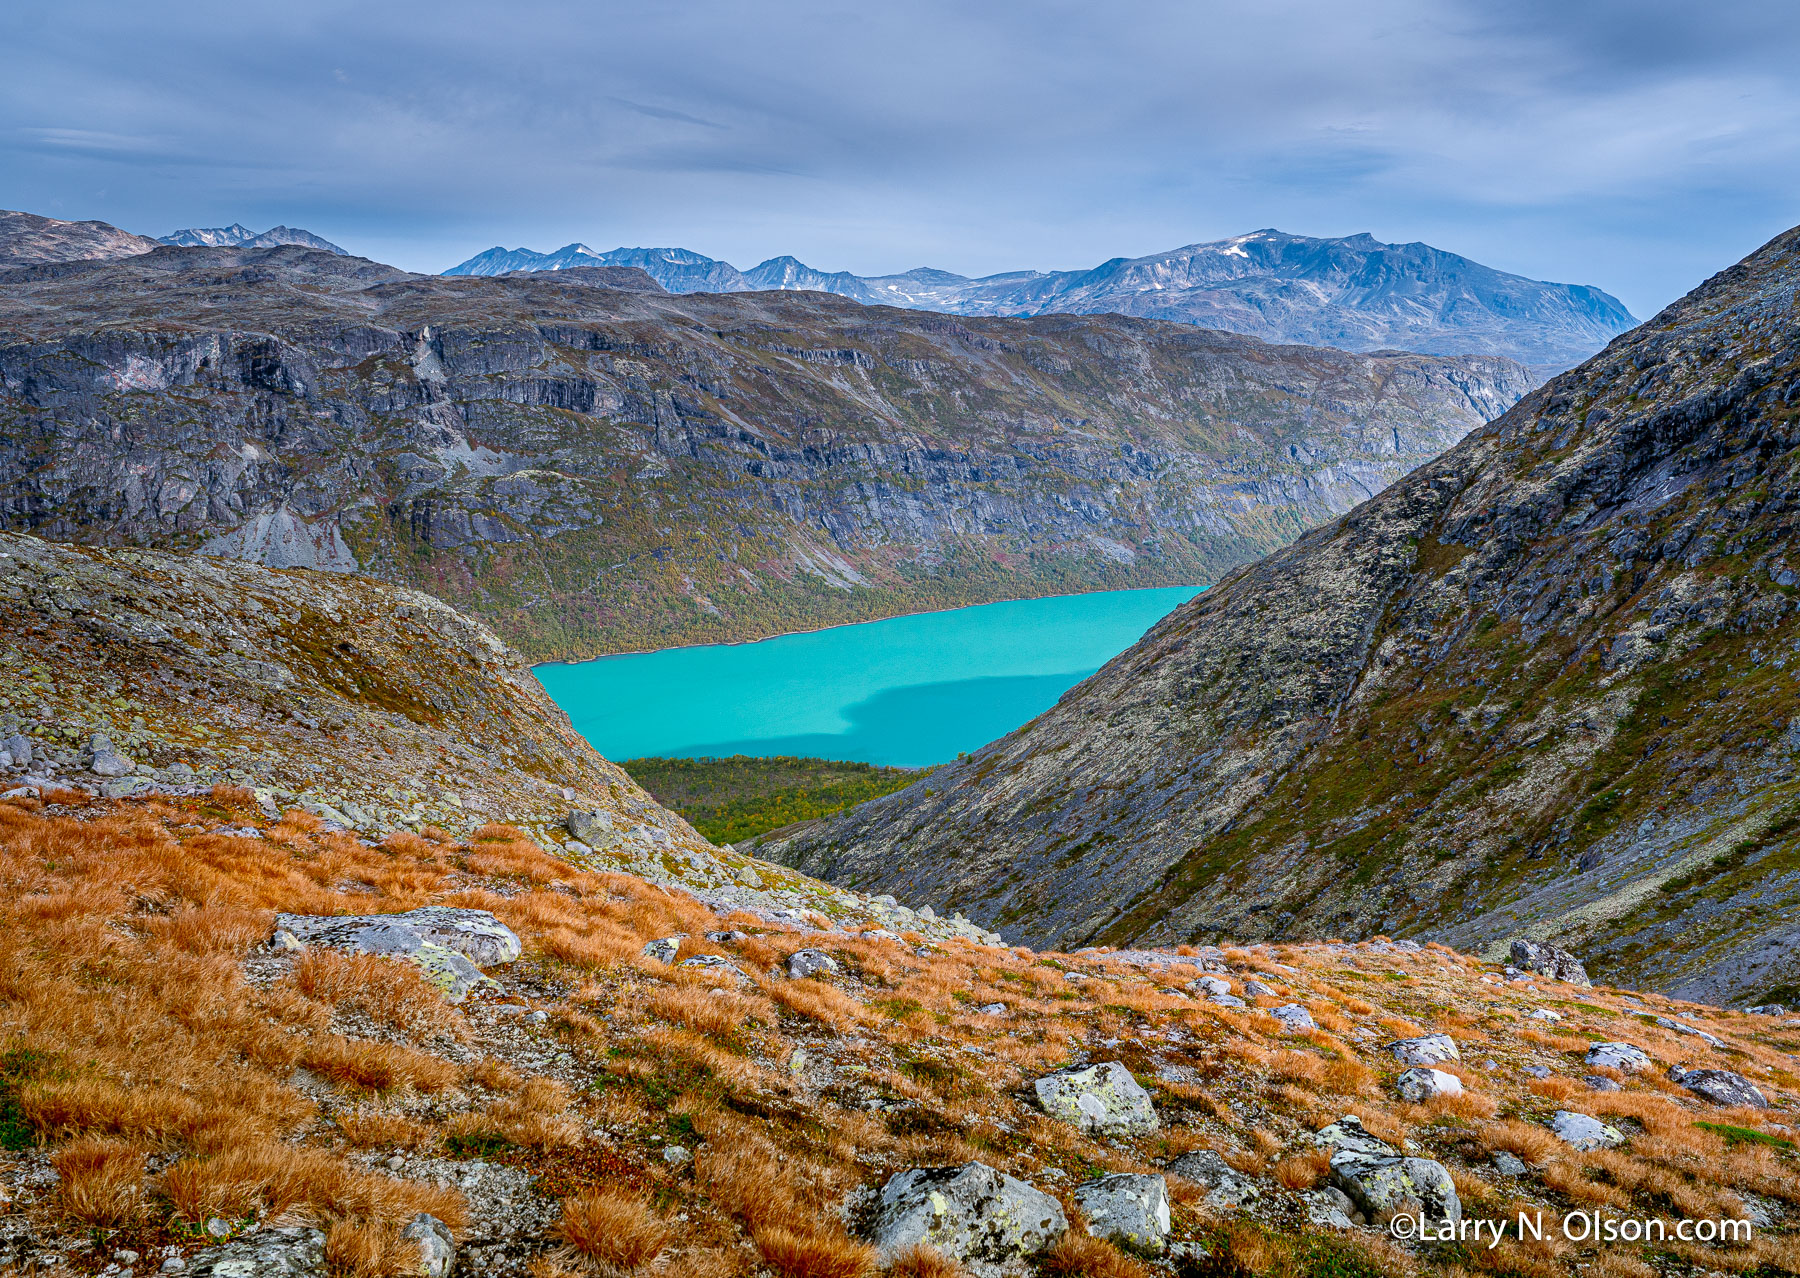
[0,240,1535,658]
[754,222,1800,1008]
[0,786,1792,1278]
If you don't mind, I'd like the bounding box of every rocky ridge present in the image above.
[0,209,162,270]
[0,241,1536,658]
[448,230,1638,371]
[755,224,1800,1007]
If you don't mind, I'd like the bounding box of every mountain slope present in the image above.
[0,243,1535,659]
[0,209,160,269]
[449,231,1637,369]
[159,222,349,253]
[755,225,1800,1006]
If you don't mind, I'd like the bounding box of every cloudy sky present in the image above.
[7,0,1797,318]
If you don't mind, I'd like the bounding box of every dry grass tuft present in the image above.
[557,1189,673,1271]
[53,1136,144,1228]
[1272,1148,1331,1189]
[753,1226,879,1278]
[323,1219,412,1278]
[1039,1230,1151,1278]
[885,1245,971,1278]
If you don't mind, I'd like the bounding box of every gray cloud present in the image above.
[3,0,1796,315]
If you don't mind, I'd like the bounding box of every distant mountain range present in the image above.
[445,230,1639,369]
[0,210,162,270]
[158,223,347,254]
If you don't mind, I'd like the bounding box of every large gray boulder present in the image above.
[1388,1033,1459,1066]
[187,1227,327,1277]
[1668,1067,1767,1108]
[1509,939,1591,986]
[1315,1116,1460,1225]
[273,907,521,1003]
[1033,1061,1159,1135]
[1074,1173,1170,1254]
[1269,1003,1316,1033]
[1585,1042,1651,1072]
[871,1162,1067,1275]
[1550,1111,1624,1151]
[1165,1150,1260,1208]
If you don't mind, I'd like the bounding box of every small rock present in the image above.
[1508,939,1591,986]
[975,1002,1008,1016]
[1302,1186,1358,1228]
[1396,1067,1463,1102]
[161,1260,186,1274]
[1188,975,1231,997]
[274,907,521,1004]
[1525,1008,1562,1021]
[1550,1111,1625,1151]
[400,1214,455,1278]
[1165,1149,1259,1207]
[642,936,683,964]
[1242,979,1276,998]
[664,1145,692,1166]
[1521,1064,1551,1079]
[1074,1173,1170,1254]
[1585,1041,1651,1072]
[788,1048,810,1074]
[524,1010,548,1025]
[870,1162,1067,1274]
[1210,993,1246,1008]
[1667,1066,1767,1107]
[680,955,747,981]
[187,1227,325,1277]
[1582,1075,1622,1092]
[738,865,764,888]
[1491,1151,1528,1177]
[1747,1003,1787,1016]
[1388,1033,1459,1066]
[268,929,304,954]
[1269,1004,1315,1034]
[1033,1061,1159,1136]
[787,948,840,979]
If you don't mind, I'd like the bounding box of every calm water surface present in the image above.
[535,587,1201,768]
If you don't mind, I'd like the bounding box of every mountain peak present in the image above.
[159,223,348,254]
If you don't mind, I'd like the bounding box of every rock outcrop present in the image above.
[757,223,1800,1004]
[0,239,1535,657]
[0,209,159,270]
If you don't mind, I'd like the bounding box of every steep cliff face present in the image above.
[0,245,1535,658]
[756,225,1800,1006]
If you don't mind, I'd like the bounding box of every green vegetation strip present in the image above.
[620,755,923,844]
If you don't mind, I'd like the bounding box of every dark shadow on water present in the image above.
[669,670,1095,768]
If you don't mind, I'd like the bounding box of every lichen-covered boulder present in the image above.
[1165,1150,1260,1207]
[1509,939,1591,986]
[871,1162,1066,1274]
[1318,1118,1460,1225]
[1074,1173,1170,1254]
[1585,1042,1651,1072]
[1668,1067,1767,1107]
[1388,1033,1459,1066]
[1033,1061,1159,1135]
[1270,1004,1315,1033]
[273,907,521,1003]
[188,1227,327,1277]
[787,948,840,978]
[1396,1067,1462,1102]
[642,935,683,964]
[1550,1111,1624,1151]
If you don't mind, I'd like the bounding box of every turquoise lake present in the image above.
[535,586,1201,768]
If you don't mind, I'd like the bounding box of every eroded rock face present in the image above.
[1074,1173,1171,1254]
[1668,1067,1767,1108]
[274,907,520,1002]
[1509,940,1591,986]
[1032,1062,1159,1136]
[1551,1111,1625,1151]
[871,1162,1067,1275]
[187,1226,327,1277]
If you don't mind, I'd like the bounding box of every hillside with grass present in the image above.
[620,756,921,846]
[755,223,1800,1008]
[0,528,1794,1278]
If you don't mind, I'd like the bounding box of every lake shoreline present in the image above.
[529,582,1207,670]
